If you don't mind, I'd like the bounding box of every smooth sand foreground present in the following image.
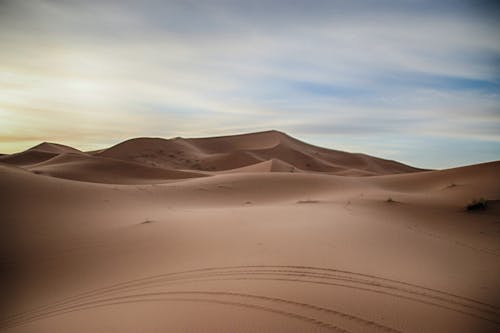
[1,132,499,332]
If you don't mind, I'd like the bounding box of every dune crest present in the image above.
[1,131,423,183]
[28,142,83,154]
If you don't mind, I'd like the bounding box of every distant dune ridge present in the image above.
[1,130,499,333]
[0,130,423,183]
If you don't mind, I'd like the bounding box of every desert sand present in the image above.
[1,130,499,332]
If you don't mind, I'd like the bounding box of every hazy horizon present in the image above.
[1,0,499,169]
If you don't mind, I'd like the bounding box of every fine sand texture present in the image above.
[1,131,499,333]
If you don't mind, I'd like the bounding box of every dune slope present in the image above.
[93,130,423,175]
[0,132,499,333]
[26,153,206,184]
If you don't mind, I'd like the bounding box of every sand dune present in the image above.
[26,153,206,184]
[96,137,205,170]
[0,142,84,167]
[1,131,499,333]
[1,131,422,182]
[93,130,422,175]
[28,142,83,154]
[0,150,59,167]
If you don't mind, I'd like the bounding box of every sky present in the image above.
[1,0,499,169]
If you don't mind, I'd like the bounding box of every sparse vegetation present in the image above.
[466,198,488,211]
[386,197,396,203]
[297,199,319,204]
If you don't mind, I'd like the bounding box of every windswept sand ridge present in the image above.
[365,161,500,198]
[24,153,206,184]
[88,130,423,175]
[95,137,206,169]
[0,131,424,182]
[1,133,499,333]
[28,142,82,154]
[183,130,285,152]
[0,150,59,167]
[0,142,84,167]
[1,160,498,211]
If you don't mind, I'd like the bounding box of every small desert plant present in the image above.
[297,199,319,204]
[386,197,396,203]
[466,198,488,211]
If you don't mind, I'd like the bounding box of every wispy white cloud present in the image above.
[0,0,498,167]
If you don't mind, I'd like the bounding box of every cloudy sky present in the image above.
[1,0,499,168]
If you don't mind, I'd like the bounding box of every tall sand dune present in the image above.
[0,131,498,333]
[93,130,422,175]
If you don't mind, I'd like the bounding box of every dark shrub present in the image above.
[466,198,488,211]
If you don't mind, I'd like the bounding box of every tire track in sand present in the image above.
[2,265,498,330]
[1,291,403,333]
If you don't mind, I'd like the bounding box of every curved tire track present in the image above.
[2,265,498,330]
[1,291,400,333]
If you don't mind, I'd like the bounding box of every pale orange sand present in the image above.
[1,131,499,332]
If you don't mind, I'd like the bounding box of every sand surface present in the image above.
[1,131,499,332]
